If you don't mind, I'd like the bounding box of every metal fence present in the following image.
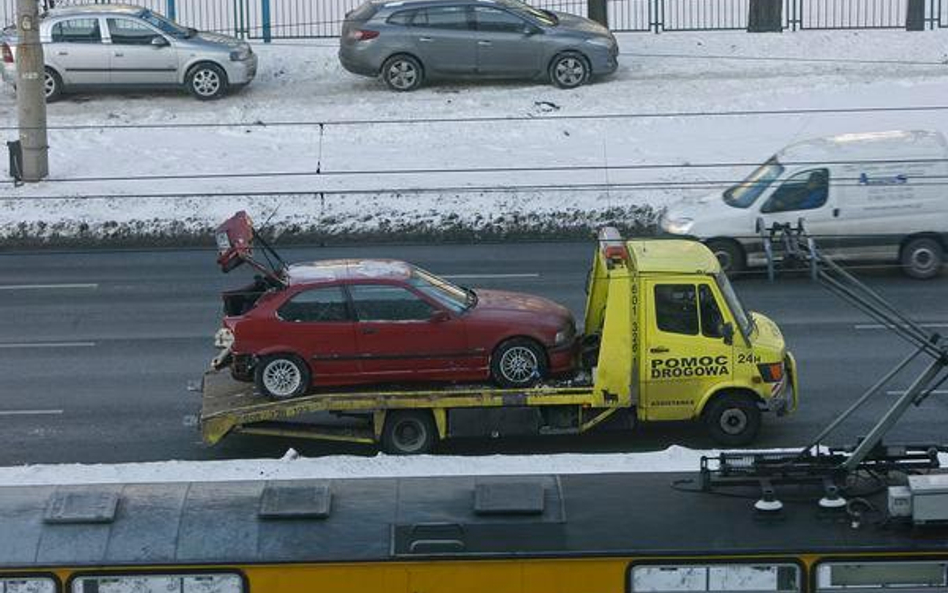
[2,0,945,37]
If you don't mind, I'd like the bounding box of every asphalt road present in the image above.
[1,241,947,465]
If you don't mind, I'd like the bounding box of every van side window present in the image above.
[699,284,725,338]
[761,168,829,214]
[655,285,699,336]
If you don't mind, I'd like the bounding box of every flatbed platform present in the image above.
[200,370,604,447]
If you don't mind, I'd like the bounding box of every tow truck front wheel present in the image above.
[381,411,437,455]
[255,354,311,400]
[703,393,761,446]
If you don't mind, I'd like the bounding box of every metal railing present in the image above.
[3,0,945,38]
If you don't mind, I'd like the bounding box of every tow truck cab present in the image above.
[585,228,797,443]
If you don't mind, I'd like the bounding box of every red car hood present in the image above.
[469,288,573,322]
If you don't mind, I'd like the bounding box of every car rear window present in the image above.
[347,1,379,22]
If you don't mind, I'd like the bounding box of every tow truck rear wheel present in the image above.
[381,411,437,455]
[254,354,311,400]
[703,393,761,446]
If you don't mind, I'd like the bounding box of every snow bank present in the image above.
[2,28,948,246]
[0,446,734,485]
[3,446,945,486]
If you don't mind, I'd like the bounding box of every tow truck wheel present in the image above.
[706,239,745,277]
[381,411,436,455]
[254,354,311,400]
[901,237,943,280]
[491,338,548,388]
[703,393,761,446]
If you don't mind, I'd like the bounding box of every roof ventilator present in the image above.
[258,481,332,520]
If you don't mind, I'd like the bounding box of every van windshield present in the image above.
[715,271,753,338]
[723,157,784,209]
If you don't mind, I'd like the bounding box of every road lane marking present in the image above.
[0,342,96,349]
[854,323,948,330]
[443,273,541,279]
[886,390,948,396]
[0,409,64,416]
[0,283,98,290]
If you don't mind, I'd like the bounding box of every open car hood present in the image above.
[215,211,286,285]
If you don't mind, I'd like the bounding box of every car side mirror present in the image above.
[151,36,169,47]
[430,310,450,323]
[722,322,734,345]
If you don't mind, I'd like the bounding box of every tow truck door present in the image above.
[641,279,733,421]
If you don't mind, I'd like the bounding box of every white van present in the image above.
[661,130,948,279]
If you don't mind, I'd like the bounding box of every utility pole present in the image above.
[15,0,48,181]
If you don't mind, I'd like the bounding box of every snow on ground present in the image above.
[2,445,946,486]
[1,29,948,244]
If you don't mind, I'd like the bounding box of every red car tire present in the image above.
[490,338,548,388]
[254,353,311,400]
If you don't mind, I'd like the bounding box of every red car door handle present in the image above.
[361,327,379,335]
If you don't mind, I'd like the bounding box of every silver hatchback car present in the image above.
[1,4,257,101]
[339,0,618,91]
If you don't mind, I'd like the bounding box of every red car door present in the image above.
[348,283,471,381]
[274,285,360,383]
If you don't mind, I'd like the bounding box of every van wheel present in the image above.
[254,354,311,400]
[381,411,436,455]
[382,55,423,91]
[706,239,745,277]
[491,338,548,388]
[703,393,761,446]
[901,237,943,280]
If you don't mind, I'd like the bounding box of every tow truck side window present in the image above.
[699,284,725,339]
[350,284,435,321]
[655,285,699,336]
[278,286,349,322]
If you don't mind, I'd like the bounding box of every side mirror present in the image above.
[151,36,169,47]
[430,310,450,323]
[722,322,734,345]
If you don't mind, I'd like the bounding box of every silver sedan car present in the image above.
[339,0,618,91]
[1,4,257,101]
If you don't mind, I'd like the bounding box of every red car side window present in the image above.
[349,285,434,321]
[278,287,350,322]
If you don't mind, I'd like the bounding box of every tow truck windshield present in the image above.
[409,267,472,313]
[715,271,754,338]
[723,157,784,208]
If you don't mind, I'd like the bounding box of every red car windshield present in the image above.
[408,267,471,313]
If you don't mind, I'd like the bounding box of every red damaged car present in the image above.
[213,212,578,399]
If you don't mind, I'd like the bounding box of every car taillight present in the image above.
[1,43,13,64]
[757,362,784,383]
[348,29,379,41]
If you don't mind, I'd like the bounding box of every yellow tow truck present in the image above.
[200,228,797,454]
